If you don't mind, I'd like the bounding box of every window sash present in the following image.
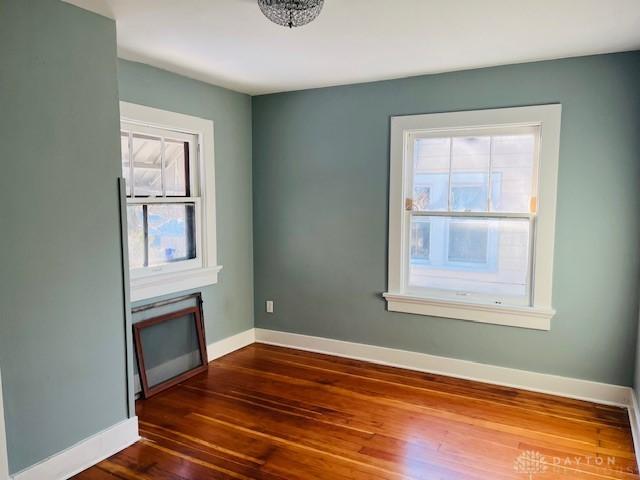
[129,203,196,268]
[408,124,540,140]
[127,197,200,205]
[409,211,532,219]
[128,199,203,279]
[403,212,535,306]
[405,126,540,216]
[404,286,533,307]
[121,122,199,199]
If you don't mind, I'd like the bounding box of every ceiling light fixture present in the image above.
[258,0,324,28]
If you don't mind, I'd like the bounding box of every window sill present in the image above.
[130,265,223,303]
[382,292,554,330]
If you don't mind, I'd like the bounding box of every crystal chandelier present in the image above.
[258,0,325,28]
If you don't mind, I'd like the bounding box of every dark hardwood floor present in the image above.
[74,343,639,479]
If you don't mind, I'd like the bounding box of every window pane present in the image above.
[408,216,531,300]
[121,132,131,196]
[127,205,145,269]
[410,217,431,261]
[147,204,196,266]
[491,134,535,213]
[448,221,488,264]
[138,312,202,388]
[132,134,163,197]
[413,138,450,211]
[164,139,189,197]
[450,137,490,212]
[451,185,486,212]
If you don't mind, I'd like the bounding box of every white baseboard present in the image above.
[628,389,640,465]
[12,417,139,480]
[207,328,256,362]
[0,370,9,480]
[254,328,632,407]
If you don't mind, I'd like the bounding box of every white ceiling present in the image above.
[65,0,640,95]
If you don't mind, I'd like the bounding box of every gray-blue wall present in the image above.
[252,52,640,386]
[118,60,254,345]
[0,1,127,473]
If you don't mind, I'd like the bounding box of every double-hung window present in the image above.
[121,125,199,272]
[384,105,561,330]
[120,102,221,302]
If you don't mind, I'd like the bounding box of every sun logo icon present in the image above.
[513,450,548,479]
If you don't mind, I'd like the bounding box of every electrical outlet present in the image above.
[266,300,274,313]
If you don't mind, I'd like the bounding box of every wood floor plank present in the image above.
[248,345,628,428]
[214,352,626,439]
[73,344,639,480]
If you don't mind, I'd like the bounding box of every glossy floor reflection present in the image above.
[74,343,639,479]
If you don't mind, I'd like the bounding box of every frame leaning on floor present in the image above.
[133,304,208,399]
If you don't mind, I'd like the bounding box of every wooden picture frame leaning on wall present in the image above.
[133,304,208,398]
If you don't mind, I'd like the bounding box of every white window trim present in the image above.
[384,105,562,330]
[120,101,222,302]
